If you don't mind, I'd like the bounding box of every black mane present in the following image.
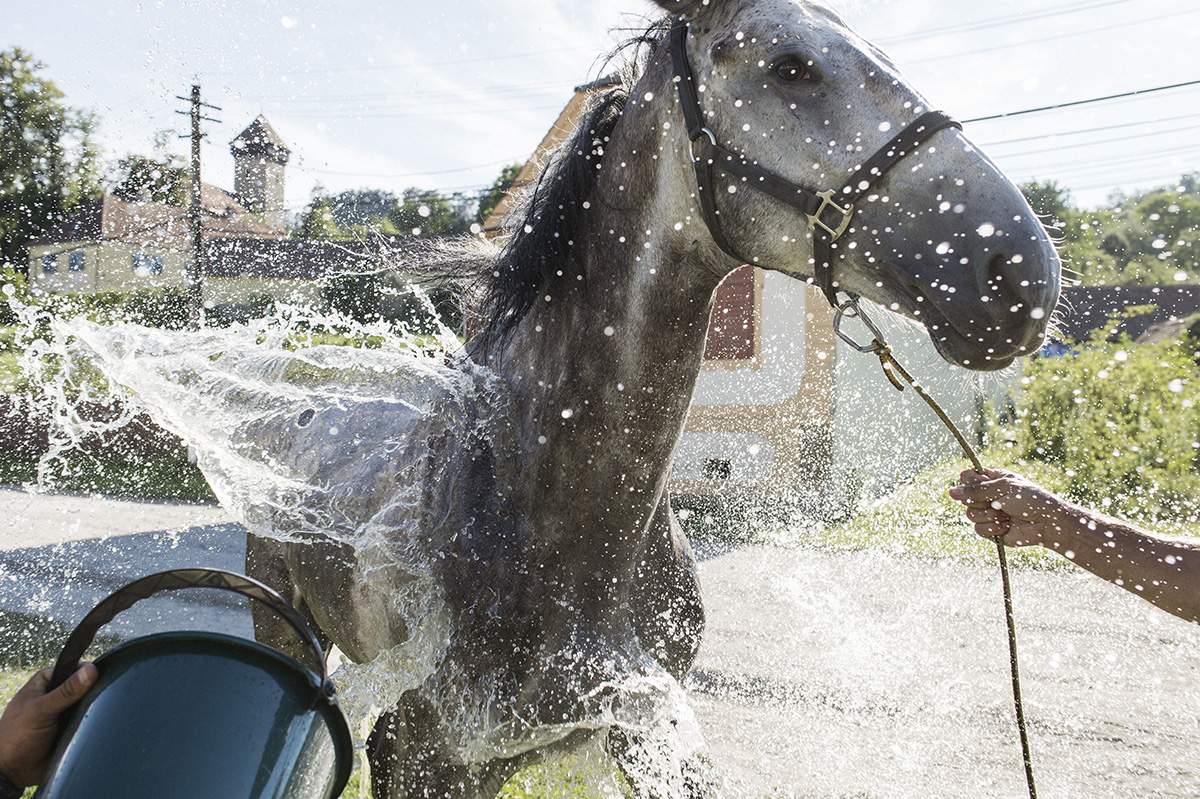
[475,20,671,349]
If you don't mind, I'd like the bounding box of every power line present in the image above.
[296,156,521,180]
[987,122,1199,159]
[980,112,1200,147]
[964,78,1200,123]
[256,79,574,105]
[876,0,1136,45]
[278,104,566,122]
[1005,143,1200,181]
[903,7,1200,66]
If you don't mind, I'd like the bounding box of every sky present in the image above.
[4,0,1199,217]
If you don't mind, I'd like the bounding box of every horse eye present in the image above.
[774,57,813,82]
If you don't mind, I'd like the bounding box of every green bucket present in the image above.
[36,568,353,799]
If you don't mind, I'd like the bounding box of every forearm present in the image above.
[1037,503,1200,623]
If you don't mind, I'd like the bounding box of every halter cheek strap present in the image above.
[667,18,962,309]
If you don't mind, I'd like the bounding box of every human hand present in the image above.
[0,663,98,789]
[948,468,1071,547]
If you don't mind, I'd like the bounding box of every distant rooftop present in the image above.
[29,192,283,251]
[230,116,290,164]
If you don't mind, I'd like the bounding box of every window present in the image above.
[703,265,757,361]
[132,252,164,276]
[68,250,85,272]
[41,254,58,274]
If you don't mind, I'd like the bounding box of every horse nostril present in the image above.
[982,249,1056,327]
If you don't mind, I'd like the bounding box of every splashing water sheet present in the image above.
[17,300,702,784]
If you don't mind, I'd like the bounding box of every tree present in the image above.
[476,163,522,225]
[0,48,101,270]
[387,188,472,237]
[1020,180,1117,285]
[112,153,189,206]
[296,196,344,240]
[326,189,398,230]
[1021,179,1072,224]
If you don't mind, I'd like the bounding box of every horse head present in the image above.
[647,0,1061,370]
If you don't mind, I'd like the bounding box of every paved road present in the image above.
[691,544,1200,799]
[3,486,1199,798]
[0,486,251,642]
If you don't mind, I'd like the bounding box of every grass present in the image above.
[0,452,216,503]
[683,450,1200,569]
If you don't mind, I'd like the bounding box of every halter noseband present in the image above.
[667,18,962,309]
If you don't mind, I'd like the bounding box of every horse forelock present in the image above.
[472,20,672,351]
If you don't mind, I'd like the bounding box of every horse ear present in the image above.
[649,0,712,20]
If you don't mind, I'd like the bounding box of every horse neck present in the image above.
[483,72,732,626]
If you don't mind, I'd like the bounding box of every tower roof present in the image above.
[230,116,290,164]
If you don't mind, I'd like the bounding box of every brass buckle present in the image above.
[807,189,853,241]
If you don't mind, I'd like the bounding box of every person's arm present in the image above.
[949,469,1200,624]
[0,663,98,793]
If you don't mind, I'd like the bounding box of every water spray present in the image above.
[834,295,1038,799]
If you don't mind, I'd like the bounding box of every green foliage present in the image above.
[323,272,382,322]
[1020,180,1119,283]
[0,452,215,503]
[993,319,1200,523]
[388,188,473,237]
[1022,173,1200,286]
[0,48,102,270]
[297,196,345,240]
[477,162,522,224]
[326,189,398,231]
[112,154,189,207]
[0,264,28,325]
[37,286,189,330]
[386,282,463,335]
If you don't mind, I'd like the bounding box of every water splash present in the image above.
[10,295,702,784]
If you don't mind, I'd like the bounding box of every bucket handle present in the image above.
[50,568,332,692]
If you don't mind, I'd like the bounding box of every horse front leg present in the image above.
[606,727,717,799]
[245,533,333,663]
[631,493,705,680]
[369,692,516,799]
[608,495,714,799]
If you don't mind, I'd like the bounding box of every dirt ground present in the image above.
[4,486,1199,798]
[691,543,1200,799]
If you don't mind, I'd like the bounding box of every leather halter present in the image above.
[667,18,963,309]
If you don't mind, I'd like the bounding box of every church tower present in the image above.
[230,116,290,228]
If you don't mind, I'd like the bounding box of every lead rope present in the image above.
[834,297,1037,799]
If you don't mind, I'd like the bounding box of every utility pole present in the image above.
[175,85,221,330]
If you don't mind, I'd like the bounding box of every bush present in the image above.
[992,320,1200,522]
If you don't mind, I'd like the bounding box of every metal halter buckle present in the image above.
[806,189,853,241]
[832,295,887,354]
[688,127,717,163]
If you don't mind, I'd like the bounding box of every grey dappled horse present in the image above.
[246,0,1062,796]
